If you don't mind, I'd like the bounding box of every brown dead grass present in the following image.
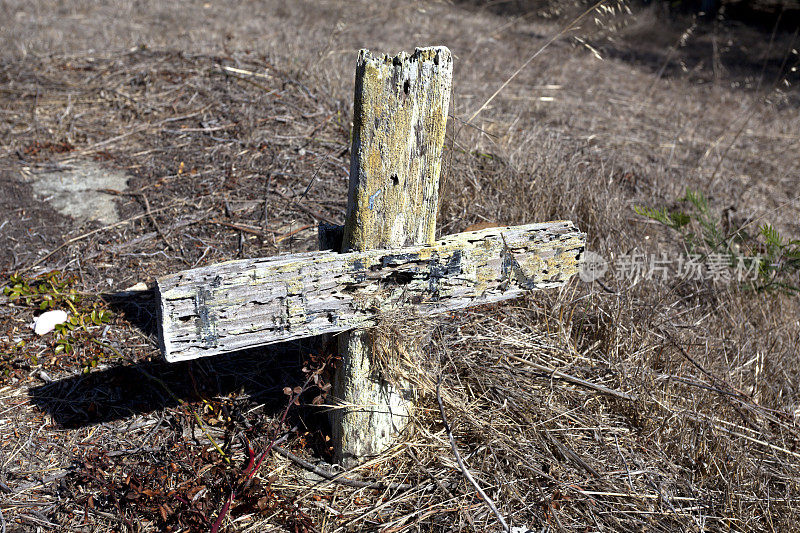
[1,1,800,531]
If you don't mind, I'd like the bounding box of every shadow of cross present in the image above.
[155,47,586,466]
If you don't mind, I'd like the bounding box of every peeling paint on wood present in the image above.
[156,222,585,362]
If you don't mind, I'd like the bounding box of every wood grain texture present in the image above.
[156,222,585,362]
[334,46,453,465]
[342,47,452,251]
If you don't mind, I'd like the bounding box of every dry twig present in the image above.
[436,376,510,533]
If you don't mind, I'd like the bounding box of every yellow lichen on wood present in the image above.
[334,46,453,466]
[156,222,586,362]
[342,47,452,252]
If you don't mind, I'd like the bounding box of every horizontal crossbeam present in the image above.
[157,221,585,362]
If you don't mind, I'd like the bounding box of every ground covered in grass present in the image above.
[1,1,799,531]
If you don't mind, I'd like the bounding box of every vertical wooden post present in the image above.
[331,47,453,465]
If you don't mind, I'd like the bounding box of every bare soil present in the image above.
[1,1,799,532]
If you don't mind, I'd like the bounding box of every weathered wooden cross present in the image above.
[156,47,585,465]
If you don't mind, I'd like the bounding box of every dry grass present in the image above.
[1,1,800,531]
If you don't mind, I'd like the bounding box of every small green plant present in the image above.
[4,270,81,312]
[635,190,727,254]
[634,189,800,293]
[53,306,112,355]
[3,271,113,374]
[757,223,800,293]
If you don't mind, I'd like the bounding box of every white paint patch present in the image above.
[32,310,68,335]
[24,161,129,224]
[368,188,382,210]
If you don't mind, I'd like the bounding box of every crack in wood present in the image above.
[157,222,585,362]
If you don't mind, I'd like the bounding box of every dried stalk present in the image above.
[436,377,510,533]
